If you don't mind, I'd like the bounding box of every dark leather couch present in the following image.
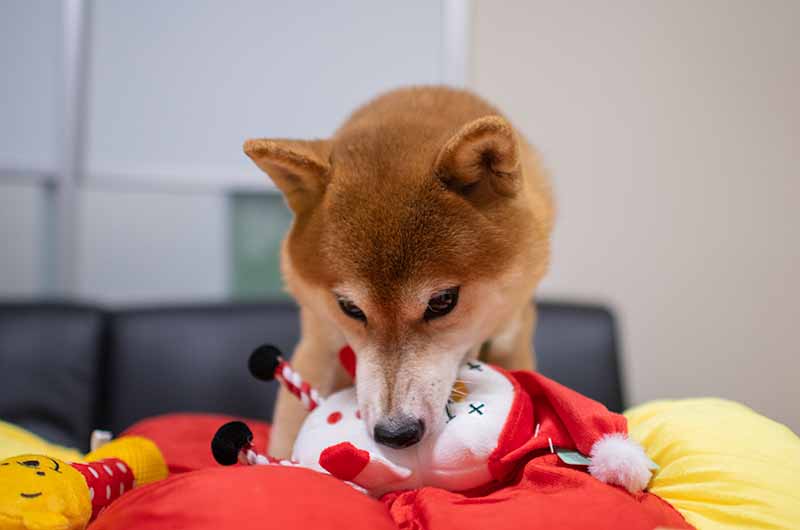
[0,300,623,452]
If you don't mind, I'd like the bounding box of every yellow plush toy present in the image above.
[0,431,168,530]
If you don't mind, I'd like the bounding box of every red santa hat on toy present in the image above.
[493,368,654,493]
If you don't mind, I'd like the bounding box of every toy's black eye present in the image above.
[424,287,459,321]
[337,297,366,322]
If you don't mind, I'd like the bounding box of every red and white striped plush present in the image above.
[274,360,324,411]
[71,458,135,519]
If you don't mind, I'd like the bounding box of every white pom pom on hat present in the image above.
[588,433,653,493]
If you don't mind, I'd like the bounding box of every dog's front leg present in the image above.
[268,307,347,459]
[481,302,537,371]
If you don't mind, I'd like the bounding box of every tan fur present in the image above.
[245,86,554,458]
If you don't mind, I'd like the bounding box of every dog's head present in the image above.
[245,95,552,449]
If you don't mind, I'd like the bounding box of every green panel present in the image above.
[230,192,293,299]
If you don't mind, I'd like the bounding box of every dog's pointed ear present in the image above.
[244,138,331,212]
[434,116,521,199]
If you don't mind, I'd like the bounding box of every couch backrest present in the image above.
[0,300,623,451]
[102,302,301,436]
[0,303,105,448]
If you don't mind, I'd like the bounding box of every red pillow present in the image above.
[92,453,690,530]
[91,465,397,530]
[112,413,692,530]
[122,413,270,474]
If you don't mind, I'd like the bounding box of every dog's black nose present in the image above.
[373,416,425,449]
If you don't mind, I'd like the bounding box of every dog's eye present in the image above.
[337,298,366,322]
[424,287,459,321]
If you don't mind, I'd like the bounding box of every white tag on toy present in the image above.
[556,449,592,466]
[90,429,113,451]
[556,448,660,470]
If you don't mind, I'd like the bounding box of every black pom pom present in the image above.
[211,421,253,465]
[249,344,283,381]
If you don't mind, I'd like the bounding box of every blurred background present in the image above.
[1,1,797,432]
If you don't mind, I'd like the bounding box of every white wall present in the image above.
[86,0,443,187]
[471,0,799,431]
[0,0,61,173]
[76,188,228,303]
[76,0,443,302]
[1,1,446,302]
[0,184,45,296]
[0,2,60,298]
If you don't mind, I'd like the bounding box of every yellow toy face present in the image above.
[0,455,90,530]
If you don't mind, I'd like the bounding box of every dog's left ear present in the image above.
[243,138,331,212]
[434,115,521,199]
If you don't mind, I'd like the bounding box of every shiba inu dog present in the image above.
[244,86,554,458]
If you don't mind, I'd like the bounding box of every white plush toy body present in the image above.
[212,345,654,497]
[292,359,517,495]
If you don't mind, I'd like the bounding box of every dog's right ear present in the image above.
[434,115,521,201]
[243,138,331,212]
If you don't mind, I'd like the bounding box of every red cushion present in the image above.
[91,465,397,530]
[113,413,692,530]
[92,456,691,530]
[122,413,270,474]
[384,454,691,530]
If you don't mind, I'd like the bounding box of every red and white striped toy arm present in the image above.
[212,421,301,467]
[240,447,297,467]
[248,344,324,411]
[243,443,369,495]
[211,421,369,493]
[274,360,323,411]
[71,434,168,521]
[70,459,135,520]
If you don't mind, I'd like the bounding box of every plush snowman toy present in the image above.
[212,345,654,497]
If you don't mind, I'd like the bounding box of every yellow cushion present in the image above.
[0,420,82,462]
[625,398,800,530]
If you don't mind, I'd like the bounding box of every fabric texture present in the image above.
[626,398,800,530]
[383,454,689,530]
[0,303,104,450]
[84,436,168,488]
[91,450,690,530]
[91,465,399,530]
[588,433,653,493]
[71,458,135,521]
